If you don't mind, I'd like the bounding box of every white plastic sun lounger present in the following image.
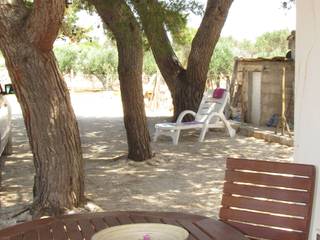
[154,90,236,145]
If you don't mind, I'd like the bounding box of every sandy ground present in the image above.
[0,92,293,229]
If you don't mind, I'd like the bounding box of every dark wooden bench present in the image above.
[0,211,249,240]
[219,158,316,240]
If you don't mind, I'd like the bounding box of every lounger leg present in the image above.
[220,115,236,138]
[199,126,208,142]
[172,130,181,145]
[153,129,159,142]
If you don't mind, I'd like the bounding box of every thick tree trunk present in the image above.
[0,2,84,217]
[173,73,206,120]
[90,0,153,161]
[133,0,233,120]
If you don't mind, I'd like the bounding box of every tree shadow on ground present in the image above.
[79,116,293,218]
[0,116,293,229]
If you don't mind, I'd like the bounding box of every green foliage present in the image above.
[54,42,118,89]
[162,0,203,45]
[71,0,96,13]
[161,0,204,16]
[254,29,290,57]
[77,43,118,89]
[172,27,196,67]
[60,7,92,42]
[237,39,255,57]
[209,37,237,80]
[60,0,204,51]
[143,51,158,76]
[130,0,203,48]
[54,8,291,89]
[54,45,78,74]
[23,0,33,8]
[172,26,196,47]
[207,29,291,81]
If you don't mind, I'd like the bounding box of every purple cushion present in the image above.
[212,88,226,99]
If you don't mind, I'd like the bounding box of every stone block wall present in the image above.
[235,59,294,127]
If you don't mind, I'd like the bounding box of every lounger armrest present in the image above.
[176,110,196,123]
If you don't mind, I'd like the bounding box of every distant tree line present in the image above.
[53,29,291,86]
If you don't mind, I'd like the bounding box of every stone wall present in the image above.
[235,59,294,126]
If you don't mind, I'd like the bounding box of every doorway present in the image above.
[250,72,262,125]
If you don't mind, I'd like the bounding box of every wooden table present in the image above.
[0,211,249,240]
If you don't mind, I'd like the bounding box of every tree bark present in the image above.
[89,0,153,161]
[0,1,84,217]
[133,0,233,120]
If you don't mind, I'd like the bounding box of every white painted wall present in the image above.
[295,0,320,239]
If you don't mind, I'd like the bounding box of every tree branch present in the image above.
[187,0,233,82]
[90,0,137,40]
[26,0,65,51]
[132,0,184,92]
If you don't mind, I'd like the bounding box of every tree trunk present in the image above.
[0,2,84,217]
[89,0,153,161]
[133,0,233,120]
[117,42,153,160]
[173,72,207,120]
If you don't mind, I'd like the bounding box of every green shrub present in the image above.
[54,44,78,74]
[144,51,158,76]
[77,43,118,89]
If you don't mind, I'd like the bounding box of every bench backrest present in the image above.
[219,158,316,240]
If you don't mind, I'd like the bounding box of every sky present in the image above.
[190,0,296,40]
[77,0,296,42]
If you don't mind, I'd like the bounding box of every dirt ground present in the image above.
[0,92,294,229]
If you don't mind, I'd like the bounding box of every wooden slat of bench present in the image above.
[37,226,52,240]
[144,216,163,223]
[51,222,68,240]
[63,221,82,240]
[128,212,189,221]
[77,219,95,240]
[129,215,148,223]
[161,219,198,240]
[221,195,308,217]
[227,158,315,177]
[103,216,120,227]
[90,218,107,232]
[160,218,180,226]
[197,219,248,240]
[177,220,212,240]
[23,230,38,240]
[0,218,54,238]
[223,182,310,203]
[8,236,22,240]
[186,234,197,240]
[225,220,305,240]
[225,170,312,190]
[159,217,201,240]
[219,207,306,231]
[0,212,248,240]
[117,215,133,225]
